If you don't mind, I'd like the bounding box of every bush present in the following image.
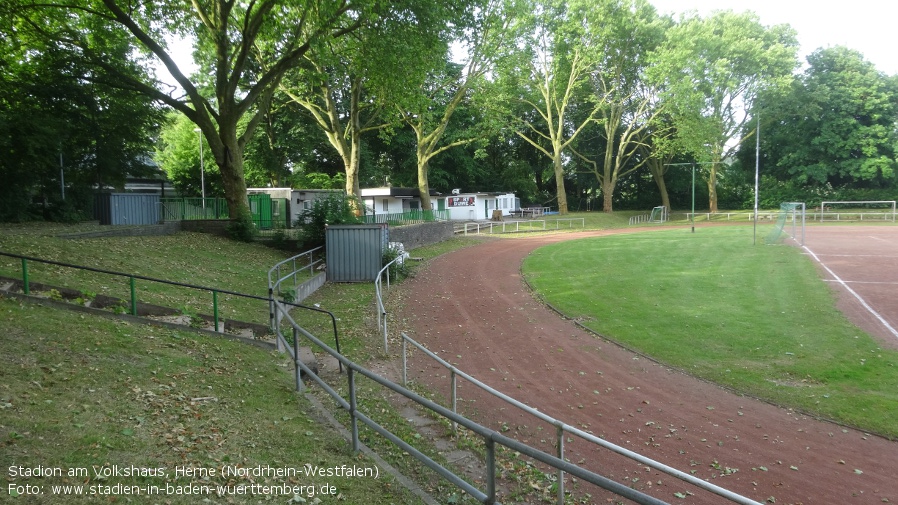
[382,244,410,281]
[295,193,362,250]
[227,206,256,242]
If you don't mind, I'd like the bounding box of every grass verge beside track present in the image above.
[522,225,898,438]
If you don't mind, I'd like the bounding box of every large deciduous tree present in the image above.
[9,0,391,235]
[280,1,462,204]
[0,14,162,221]
[650,11,797,212]
[569,0,668,213]
[755,46,898,188]
[401,0,511,211]
[498,0,607,215]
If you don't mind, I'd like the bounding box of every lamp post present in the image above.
[193,128,205,209]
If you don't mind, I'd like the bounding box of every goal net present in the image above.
[819,200,897,222]
[649,206,668,223]
[766,202,805,245]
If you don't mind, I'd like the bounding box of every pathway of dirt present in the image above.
[397,230,898,505]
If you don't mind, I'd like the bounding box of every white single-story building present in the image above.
[361,187,436,216]
[435,191,519,220]
[247,188,343,226]
[361,187,519,221]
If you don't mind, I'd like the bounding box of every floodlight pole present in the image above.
[691,163,695,233]
[665,162,716,233]
[194,127,205,209]
[753,114,760,245]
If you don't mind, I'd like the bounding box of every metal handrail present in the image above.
[267,246,324,296]
[462,218,586,236]
[374,255,404,353]
[266,246,340,370]
[0,250,340,357]
[274,304,670,505]
[4,248,758,504]
[400,332,762,505]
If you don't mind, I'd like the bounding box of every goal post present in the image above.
[819,200,896,222]
[649,206,668,223]
[766,202,805,246]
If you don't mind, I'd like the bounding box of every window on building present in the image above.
[382,199,389,212]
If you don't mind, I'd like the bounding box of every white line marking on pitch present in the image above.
[804,245,898,339]
[823,280,898,285]
[813,254,898,258]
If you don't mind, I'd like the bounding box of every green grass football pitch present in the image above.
[522,225,898,438]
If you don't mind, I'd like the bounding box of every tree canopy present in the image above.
[649,10,798,212]
[754,46,898,188]
[5,0,898,225]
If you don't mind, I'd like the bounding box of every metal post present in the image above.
[691,163,696,233]
[753,113,760,245]
[557,425,565,505]
[348,369,359,453]
[402,336,408,386]
[129,276,137,315]
[212,290,219,332]
[486,437,496,504]
[59,152,65,201]
[294,329,303,392]
[194,128,205,209]
[268,286,275,332]
[21,258,29,295]
[451,370,458,434]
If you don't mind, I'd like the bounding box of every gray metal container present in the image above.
[325,224,389,282]
[95,193,161,225]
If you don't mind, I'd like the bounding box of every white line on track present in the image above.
[804,245,898,339]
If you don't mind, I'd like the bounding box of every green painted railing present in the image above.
[160,197,229,221]
[1,250,339,345]
[361,209,448,225]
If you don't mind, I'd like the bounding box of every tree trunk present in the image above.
[707,162,719,213]
[212,122,250,221]
[646,158,671,211]
[553,152,568,215]
[652,168,671,211]
[345,131,361,199]
[417,157,431,211]
[602,179,615,213]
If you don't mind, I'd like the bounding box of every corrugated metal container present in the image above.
[325,224,389,282]
[95,193,160,225]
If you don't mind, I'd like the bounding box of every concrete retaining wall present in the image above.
[58,222,181,239]
[179,219,235,237]
[389,221,454,250]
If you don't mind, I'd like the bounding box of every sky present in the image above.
[159,1,897,85]
[650,0,898,75]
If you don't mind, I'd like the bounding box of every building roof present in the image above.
[361,187,441,198]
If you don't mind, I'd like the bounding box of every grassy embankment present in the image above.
[0,212,700,504]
